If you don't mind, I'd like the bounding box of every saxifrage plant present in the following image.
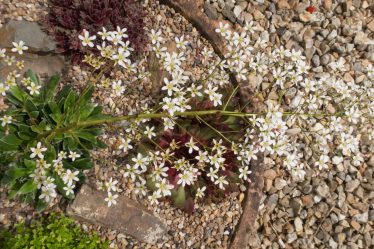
[1,69,107,210]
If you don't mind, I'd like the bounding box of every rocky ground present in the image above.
[1,0,374,249]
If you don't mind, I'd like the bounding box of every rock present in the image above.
[294,217,303,233]
[204,2,218,20]
[233,5,243,18]
[264,169,277,180]
[350,220,361,230]
[253,10,265,20]
[277,0,291,9]
[368,156,374,167]
[312,54,320,66]
[327,29,338,41]
[274,178,287,190]
[299,12,313,23]
[345,179,360,192]
[67,184,167,244]
[323,0,333,10]
[321,54,330,65]
[353,212,368,224]
[266,194,279,212]
[0,53,65,82]
[369,210,374,221]
[316,184,330,198]
[367,20,374,32]
[0,20,56,52]
[222,5,236,23]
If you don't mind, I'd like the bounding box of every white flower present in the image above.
[238,166,252,181]
[39,185,57,203]
[187,83,203,97]
[118,137,133,153]
[185,137,199,154]
[68,151,81,161]
[195,186,206,199]
[135,178,147,196]
[78,29,96,47]
[30,142,47,159]
[105,177,118,192]
[144,126,156,139]
[124,164,138,181]
[215,23,230,37]
[112,47,131,68]
[215,176,229,190]
[162,97,179,116]
[115,26,128,39]
[162,78,178,96]
[98,27,110,40]
[132,153,148,172]
[0,115,12,127]
[0,48,6,58]
[62,169,79,186]
[207,167,218,181]
[150,29,163,45]
[175,35,188,49]
[105,192,119,207]
[148,192,161,205]
[26,82,41,95]
[152,163,169,181]
[63,185,74,196]
[163,117,175,130]
[177,169,194,187]
[112,80,126,96]
[58,151,67,159]
[11,40,28,54]
[315,155,329,170]
[0,83,9,96]
[155,178,174,197]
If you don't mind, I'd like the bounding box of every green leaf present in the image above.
[25,99,38,113]
[0,134,22,151]
[172,186,186,208]
[44,146,56,162]
[6,167,29,179]
[26,69,40,85]
[48,101,61,115]
[17,132,32,140]
[64,90,76,113]
[18,180,37,194]
[79,86,94,106]
[76,131,96,143]
[96,140,107,149]
[43,75,60,102]
[24,159,36,169]
[9,85,26,102]
[71,158,93,170]
[30,111,39,119]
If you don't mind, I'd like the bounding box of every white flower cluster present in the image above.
[0,42,43,98]
[28,142,81,203]
[215,21,373,180]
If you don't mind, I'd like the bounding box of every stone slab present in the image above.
[66,184,168,244]
[0,20,56,52]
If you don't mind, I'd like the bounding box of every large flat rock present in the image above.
[67,184,168,244]
[0,20,56,52]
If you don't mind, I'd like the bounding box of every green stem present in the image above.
[39,109,356,142]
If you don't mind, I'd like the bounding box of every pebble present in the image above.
[346,179,360,192]
[294,217,303,233]
[274,178,287,190]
